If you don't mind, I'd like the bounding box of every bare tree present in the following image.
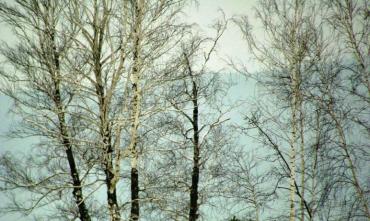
[0,1,91,220]
[164,20,230,221]
[130,17,233,221]
[0,0,189,220]
[3,1,368,220]
[64,1,189,220]
[217,147,274,221]
[235,0,321,219]
[236,0,370,220]
[123,0,190,220]
[65,0,130,219]
[308,56,370,219]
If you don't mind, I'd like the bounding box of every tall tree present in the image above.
[165,20,229,221]
[123,0,189,219]
[131,18,232,220]
[236,0,370,220]
[65,0,130,219]
[0,1,91,220]
[236,0,320,219]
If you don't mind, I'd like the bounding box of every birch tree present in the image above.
[237,0,370,220]
[64,0,189,220]
[65,0,131,219]
[145,19,231,220]
[0,1,92,220]
[236,0,319,219]
[309,52,370,219]
[0,0,188,220]
[123,0,189,219]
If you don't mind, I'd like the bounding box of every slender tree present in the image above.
[235,0,320,219]
[0,1,91,220]
[168,21,229,221]
[65,1,130,219]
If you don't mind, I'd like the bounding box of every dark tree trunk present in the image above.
[189,80,200,221]
[130,167,139,221]
[129,77,140,221]
[64,138,92,221]
[103,133,121,221]
[55,90,91,221]
[51,28,91,221]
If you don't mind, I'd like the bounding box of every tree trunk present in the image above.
[63,132,92,221]
[95,61,121,221]
[54,81,91,221]
[189,79,200,221]
[129,78,141,220]
[57,107,91,221]
[310,109,320,221]
[129,1,143,220]
[289,71,299,221]
[90,4,121,217]
[50,26,91,221]
[299,99,305,221]
[103,132,121,221]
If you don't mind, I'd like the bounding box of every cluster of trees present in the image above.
[234,0,369,220]
[0,0,368,221]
